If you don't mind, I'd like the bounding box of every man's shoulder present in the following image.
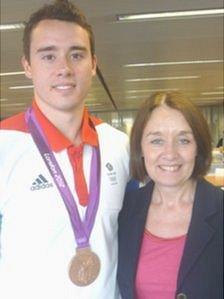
[96,122,129,140]
[95,123,130,171]
[0,111,28,132]
[0,112,29,156]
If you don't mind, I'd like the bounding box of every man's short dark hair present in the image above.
[23,0,95,62]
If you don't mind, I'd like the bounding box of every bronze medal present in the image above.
[27,110,102,287]
[68,247,100,286]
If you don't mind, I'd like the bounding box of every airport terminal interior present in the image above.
[1,0,223,187]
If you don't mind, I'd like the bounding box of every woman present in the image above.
[117,92,223,299]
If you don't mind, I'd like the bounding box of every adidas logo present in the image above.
[30,174,53,191]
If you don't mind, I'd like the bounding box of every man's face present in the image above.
[22,19,96,113]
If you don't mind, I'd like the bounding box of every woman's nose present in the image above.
[163,142,178,159]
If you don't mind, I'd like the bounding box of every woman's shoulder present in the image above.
[119,181,153,222]
[122,180,154,210]
[125,180,153,197]
[198,178,223,197]
[197,179,223,212]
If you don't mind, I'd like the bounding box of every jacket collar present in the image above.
[123,181,154,288]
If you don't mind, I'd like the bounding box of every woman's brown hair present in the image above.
[130,92,212,182]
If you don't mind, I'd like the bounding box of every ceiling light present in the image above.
[117,8,224,22]
[9,85,34,90]
[0,71,25,76]
[1,103,26,107]
[0,23,25,31]
[125,75,199,82]
[126,88,179,94]
[85,102,103,106]
[124,59,223,67]
[125,95,148,99]
[201,91,224,95]
[194,97,223,101]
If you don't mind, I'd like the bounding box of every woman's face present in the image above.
[141,104,197,188]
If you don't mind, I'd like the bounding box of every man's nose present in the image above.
[56,57,73,77]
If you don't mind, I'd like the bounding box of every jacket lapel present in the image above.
[127,182,154,286]
[177,180,217,288]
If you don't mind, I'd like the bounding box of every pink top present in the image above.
[135,230,186,299]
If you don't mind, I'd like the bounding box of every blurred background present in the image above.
[1,0,223,147]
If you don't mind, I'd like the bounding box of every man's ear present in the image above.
[91,54,97,76]
[21,56,32,79]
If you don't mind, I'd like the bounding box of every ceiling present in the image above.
[1,0,224,119]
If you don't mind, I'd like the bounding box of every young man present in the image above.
[0,1,129,298]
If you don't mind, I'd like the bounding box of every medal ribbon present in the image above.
[25,107,101,248]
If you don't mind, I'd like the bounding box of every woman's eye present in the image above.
[179,138,190,144]
[151,139,164,145]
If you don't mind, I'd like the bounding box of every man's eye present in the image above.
[42,54,55,61]
[71,53,83,60]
